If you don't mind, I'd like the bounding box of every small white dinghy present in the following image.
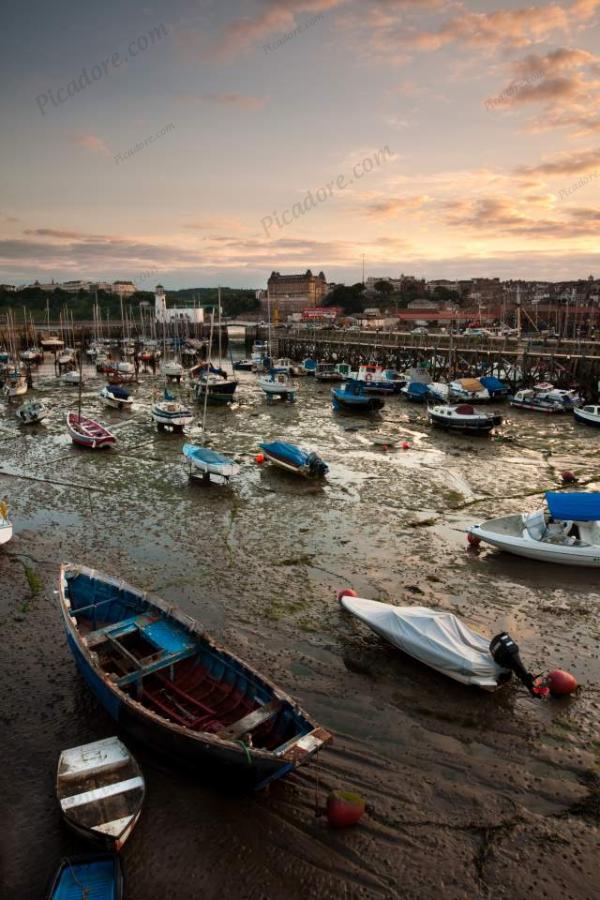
[0,499,12,545]
[57,736,145,851]
[469,491,600,567]
[340,595,510,690]
[16,399,48,424]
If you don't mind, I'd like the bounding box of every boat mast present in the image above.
[201,308,215,441]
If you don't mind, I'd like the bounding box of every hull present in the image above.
[48,854,123,900]
[60,564,331,789]
[332,390,384,413]
[16,402,48,424]
[195,380,238,405]
[67,414,116,449]
[152,404,193,428]
[574,408,600,427]
[510,398,565,413]
[0,521,13,544]
[429,411,499,434]
[470,525,600,567]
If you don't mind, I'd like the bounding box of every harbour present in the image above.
[1,347,598,898]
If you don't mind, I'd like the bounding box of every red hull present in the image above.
[67,413,116,448]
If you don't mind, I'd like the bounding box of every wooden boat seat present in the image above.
[85,615,156,648]
[217,699,283,740]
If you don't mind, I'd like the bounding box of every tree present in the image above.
[374,280,393,296]
[324,283,365,315]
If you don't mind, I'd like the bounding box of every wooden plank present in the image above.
[117,646,196,687]
[217,699,282,740]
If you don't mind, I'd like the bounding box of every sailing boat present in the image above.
[183,309,240,482]
[192,288,238,405]
[2,311,28,399]
[66,352,116,449]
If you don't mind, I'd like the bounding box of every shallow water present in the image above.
[1,355,598,899]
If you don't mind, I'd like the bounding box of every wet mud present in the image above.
[0,356,598,898]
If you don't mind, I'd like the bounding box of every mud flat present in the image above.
[0,361,598,898]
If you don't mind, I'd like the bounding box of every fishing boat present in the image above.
[258,371,297,402]
[339,595,538,692]
[382,369,406,392]
[16,399,48,424]
[271,357,300,376]
[315,362,344,383]
[302,358,317,375]
[192,364,238,405]
[48,854,123,900]
[332,380,384,413]
[151,389,193,431]
[57,736,145,851]
[510,389,566,413]
[100,385,133,410]
[428,404,502,435]
[233,358,255,372]
[58,563,332,789]
[183,443,240,482]
[259,441,328,478]
[67,413,117,449]
[351,364,396,395]
[0,500,12,545]
[574,404,600,427]
[469,492,600,566]
[161,360,184,380]
[448,378,490,403]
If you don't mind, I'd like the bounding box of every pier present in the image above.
[275,328,600,393]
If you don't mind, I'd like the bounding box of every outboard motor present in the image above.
[306,452,329,479]
[490,632,536,693]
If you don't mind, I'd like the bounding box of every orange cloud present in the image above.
[516,147,600,176]
[202,92,267,110]
[73,134,110,155]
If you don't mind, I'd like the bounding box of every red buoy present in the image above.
[561,470,577,484]
[325,790,365,828]
[467,532,481,547]
[546,669,578,695]
[255,453,265,464]
[337,588,358,602]
[401,441,410,450]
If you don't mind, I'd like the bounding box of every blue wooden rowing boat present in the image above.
[331,380,385,413]
[59,564,331,789]
[48,854,123,900]
[260,441,328,478]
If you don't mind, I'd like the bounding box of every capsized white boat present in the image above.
[16,399,49,424]
[56,736,145,851]
[469,491,600,567]
[340,595,518,690]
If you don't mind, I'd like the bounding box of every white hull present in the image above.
[0,520,13,544]
[470,516,600,567]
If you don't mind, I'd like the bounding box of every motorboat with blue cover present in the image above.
[469,492,600,566]
[260,441,328,478]
[100,385,133,410]
[48,854,123,900]
[331,380,385,412]
[401,381,447,403]
[59,564,332,788]
[479,376,510,399]
[183,443,240,482]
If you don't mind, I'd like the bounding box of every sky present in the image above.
[1,0,599,289]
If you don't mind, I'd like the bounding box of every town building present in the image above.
[112,280,137,296]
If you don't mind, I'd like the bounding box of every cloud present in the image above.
[73,134,110,155]
[443,193,600,238]
[363,195,429,218]
[515,147,600,176]
[201,92,268,110]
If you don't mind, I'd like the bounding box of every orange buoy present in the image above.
[401,441,410,450]
[337,588,358,602]
[546,670,578,695]
[561,470,577,484]
[255,453,265,464]
[467,532,481,547]
[325,790,365,828]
